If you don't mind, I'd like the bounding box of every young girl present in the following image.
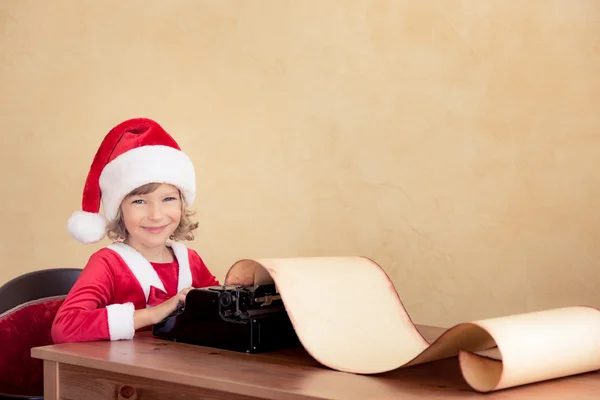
[51,117,220,344]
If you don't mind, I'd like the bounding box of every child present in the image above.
[51,117,220,344]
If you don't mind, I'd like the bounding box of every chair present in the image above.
[0,268,82,399]
[0,269,82,315]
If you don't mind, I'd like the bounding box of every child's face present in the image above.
[121,183,182,249]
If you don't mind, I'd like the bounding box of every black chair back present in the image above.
[0,268,82,315]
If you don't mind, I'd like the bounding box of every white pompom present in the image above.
[67,210,108,244]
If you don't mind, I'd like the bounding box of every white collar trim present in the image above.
[107,242,192,302]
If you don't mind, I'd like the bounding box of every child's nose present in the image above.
[148,204,163,220]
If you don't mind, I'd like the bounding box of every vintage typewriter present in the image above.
[152,283,301,353]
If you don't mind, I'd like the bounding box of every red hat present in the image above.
[67,118,196,244]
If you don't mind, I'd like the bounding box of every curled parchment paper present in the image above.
[224,256,600,393]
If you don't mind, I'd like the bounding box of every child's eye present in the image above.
[164,197,177,201]
[132,199,144,204]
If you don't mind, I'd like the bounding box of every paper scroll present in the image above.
[224,256,600,393]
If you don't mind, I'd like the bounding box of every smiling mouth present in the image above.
[143,225,168,234]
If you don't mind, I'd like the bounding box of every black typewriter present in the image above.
[152,284,301,353]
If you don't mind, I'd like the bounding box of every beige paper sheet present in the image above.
[224,256,600,393]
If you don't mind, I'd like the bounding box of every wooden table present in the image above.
[31,325,600,400]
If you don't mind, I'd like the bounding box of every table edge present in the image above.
[31,324,447,400]
[32,345,336,400]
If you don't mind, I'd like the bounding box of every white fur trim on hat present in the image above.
[99,145,196,222]
[67,210,108,244]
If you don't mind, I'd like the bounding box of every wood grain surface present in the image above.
[31,325,600,399]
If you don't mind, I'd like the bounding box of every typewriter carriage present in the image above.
[152,261,300,353]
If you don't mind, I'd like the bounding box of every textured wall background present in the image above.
[1,0,599,326]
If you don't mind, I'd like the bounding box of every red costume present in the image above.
[51,242,219,343]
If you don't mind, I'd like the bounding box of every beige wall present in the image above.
[1,1,599,327]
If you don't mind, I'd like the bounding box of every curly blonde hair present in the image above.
[105,183,199,242]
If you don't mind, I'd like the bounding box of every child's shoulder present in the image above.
[73,246,127,284]
[90,245,125,260]
[170,242,207,266]
[82,246,128,271]
[170,242,195,257]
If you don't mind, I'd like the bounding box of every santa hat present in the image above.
[67,117,196,244]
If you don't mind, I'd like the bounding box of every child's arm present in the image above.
[53,249,216,344]
[51,253,131,343]
[52,252,195,344]
[133,287,192,328]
